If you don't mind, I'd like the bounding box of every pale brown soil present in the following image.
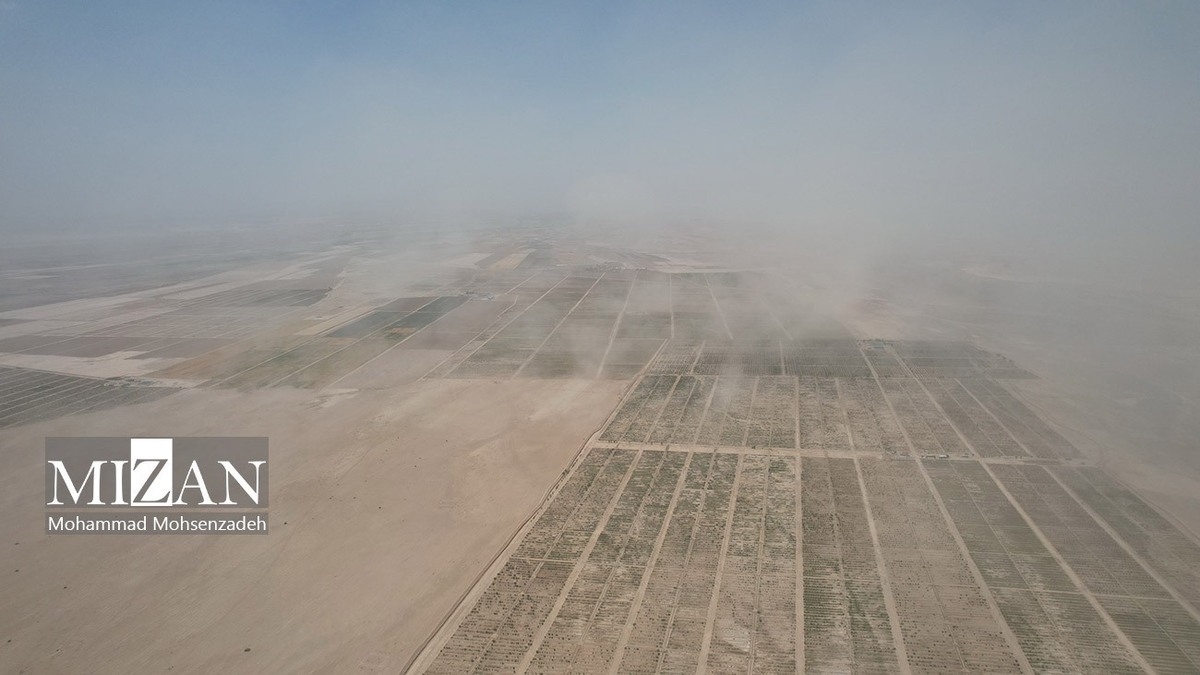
[0,377,625,673]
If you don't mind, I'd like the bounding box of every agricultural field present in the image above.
[0,365,177,429]
[410,325,1200,674]
[4,231,1199,673]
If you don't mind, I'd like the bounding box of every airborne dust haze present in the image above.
[3,3,1200,519]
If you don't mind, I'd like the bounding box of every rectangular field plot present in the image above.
[601,375,797,449]
[383,307,463,340]
[1050,466,1200,614]
[919,377,1029,458]
[889,341,1035,379]
[215,338,357,389]
[615,312,671,339]
[637,338,1041,383]
[414,449,1197,673]
[840,379,908,456]
[704,455,797,673]
[801,457,900,672]
[878,377,971,457]
[426,447,637,674]
[992,589,1144,674]
[775,312,856,341]
[274,338,394,389]
[645,341,700,375]
[671,312,730,341]
[636,338,875,379]
[645,375,712,445]
[444,353,528,379]
[744,376,797,449]
[990,464,1200,671]
[1098,596,1200,674]
[624,271,671,314]
[694,341,783,376]
[600,375,680,444]
[324,310,410,338]
[419,450,804,674]
[0,365,178,429]
[696,377,758,446]
[188,286,329,307]
[14,335,159,357]
[797,377,850,451]
[599,338,664,379]
[376,296,438,313]
[989,464,1170,599]
[130,337,234,359]
[518,350,602,378]
[923,460,1144,672]
[441,273,666,380]
[525,450,686,673]
[861,344,907,378]
[448,330,539,378]
[79,304,300,340]
[796,377,908,455]
[859,458,1026,673]
[959,378,1080,459]
[784,339,872,378]
[0,334,80,353]
[617,452,739,673]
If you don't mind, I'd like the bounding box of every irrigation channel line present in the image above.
[513,274,604,378]
[688,342,719,446]
[874,344,1153,672]
[276,297,466,388]
[873,343,1035,673]
[418,270,554,378]
[1044,467,1200,626]
[833,378,856,451]
[850,457,913,674]
[741,377,761,447]
[594,273,635,379]
[0,372,108,410]
[193,299,356,387]
[651,450,720,672]
[667,273,675,340]
[409,271,572,380]
[514,448,643,673]
[794,456,805,674]
[644,374,686,444]
[955,377,1037,459]
[547,451,671,669]
[605,452,694,673]
[402,377,643,673]
[703,274,735,341]
[695,453,744,674]
[976,460,1157,674]
[791,366,802,457]
[891,344,982,458]
[747,455,770,671]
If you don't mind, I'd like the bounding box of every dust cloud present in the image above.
[3,1,1199,528]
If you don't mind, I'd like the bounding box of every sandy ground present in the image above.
[0,376,626,673]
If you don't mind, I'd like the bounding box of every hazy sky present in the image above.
[1,1,1197,250]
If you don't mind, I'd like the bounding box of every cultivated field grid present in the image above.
[0,365,178,429]
[0,263,1051,429]
[408,338,1200,674]
[6,255,1200,674]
